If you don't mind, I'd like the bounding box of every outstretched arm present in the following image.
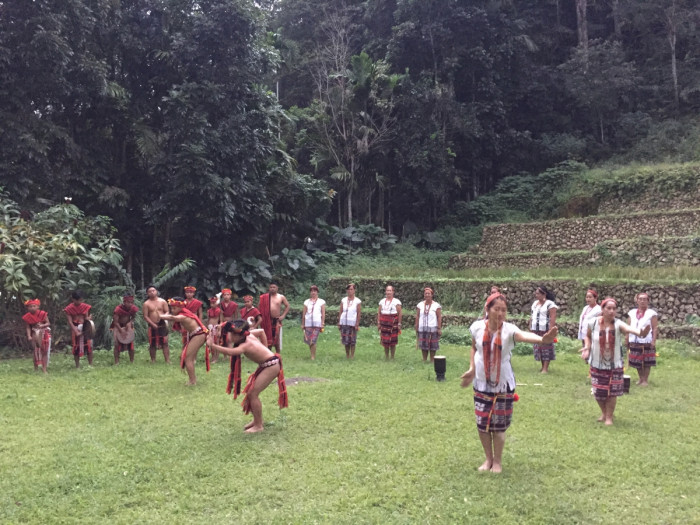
[516,326,558,345]
[619,321,651,338]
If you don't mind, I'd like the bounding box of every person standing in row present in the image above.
[627,292,658,386]
[240,295,262,329]
[64,291,93,368]
[578,289,601,377]
[112,293,139,365]
[301,285,326,360]
[583,297,651,425]
[415,287,441,363]
[22,299,51,373]
[378,285,402,360]
[461,292,558,473]
[338,283,361,359]
[143,285,170,364]
[218,288,239,324]
[258,282,290,352]
[530,285,558,373]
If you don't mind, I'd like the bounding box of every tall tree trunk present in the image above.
[377,186,385,228]
[576,0,589,67]
[610,0,622,38]
[666,3,680,112]
[347,156,354,225]
[599,111,605,145]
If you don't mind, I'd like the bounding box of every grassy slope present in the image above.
[1,326,698,524]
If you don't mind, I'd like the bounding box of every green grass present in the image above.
[1,326,699,524]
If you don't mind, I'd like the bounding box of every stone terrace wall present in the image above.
[325,278,700,324]
[598,188,700,215]
[477,209,700,255]
[449,236,700,269]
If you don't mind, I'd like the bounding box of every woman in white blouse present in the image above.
[377,285,402,360]
[338,283,361,359]
[301,285,326,360]
[414,287,442,363]
[582,297,650,425]
[530,285,558,373]
[578,289,602,350]
[461,292,557,473]
[627,292,658,386]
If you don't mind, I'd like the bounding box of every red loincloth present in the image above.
[240,354,288,414]
[178,309,210,372]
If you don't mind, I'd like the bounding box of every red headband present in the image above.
[485,292,506,310]
[221,288,232,294]
[600,297,617,309]
[587,289,598,298]
[209,296,219,303]
[184,286,196,292]
[243,295,254,302]
[168,298,187,307]
[24,299,40,306]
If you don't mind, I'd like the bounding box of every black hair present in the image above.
[346,283,355,290]
[537,285,556,302]
[71,290,82,300]
[146,284,157,292]
[221,319,250,346]
[171,296,185,302]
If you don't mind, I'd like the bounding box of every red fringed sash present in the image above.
[207,307,221,320]
[220,300,238,318]
[64,303,91,317]
[226,355,243,398]
[22,310,48,326]
[258,293,272,342]
[240,307,261,322]
[482,322,503,388]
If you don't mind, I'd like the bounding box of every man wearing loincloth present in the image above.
[176,286,203,346]
[207,319,288,433]
[258,282,290,352]
[64,291,93,368]
[22,299,51,373]
[161,297,210,386]
[142,285,170,364]
[112,293,139,364]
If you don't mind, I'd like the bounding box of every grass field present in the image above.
[1,326,699,524]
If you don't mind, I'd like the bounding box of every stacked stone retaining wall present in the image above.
[598,188,700,215]
[476,209,700,255]
[449,236,700,269]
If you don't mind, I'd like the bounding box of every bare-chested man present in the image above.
[161,297,209,385]
[142,285,170,363]
[258,282,290,352]
[112,293,139,364]
[207,319,288,433]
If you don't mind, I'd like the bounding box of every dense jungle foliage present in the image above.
[2,0,700,290]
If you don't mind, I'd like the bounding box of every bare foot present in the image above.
[244,426,264,433]
[186,381,197,386]
[639,382,649,387]
[540,370,548,374]
[243,421,255,430]
[478,461,492,471]
[604,418,614,426]
[636,380,642,385]
[491,463,502,474]
[597,415,605,422]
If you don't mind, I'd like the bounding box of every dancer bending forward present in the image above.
[207,320,288,433]
[461,293,557,473]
